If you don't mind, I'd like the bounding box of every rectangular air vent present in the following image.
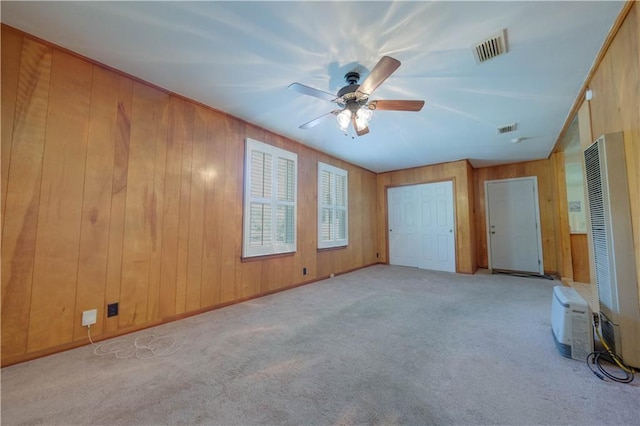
[497,123,517,134]
[473,29,508,63]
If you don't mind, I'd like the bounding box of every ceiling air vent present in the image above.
[497,123,517,134]
[473,29,508,64]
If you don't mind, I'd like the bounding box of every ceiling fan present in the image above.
[288,56,425,136]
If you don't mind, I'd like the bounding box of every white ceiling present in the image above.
[1,1,624,173]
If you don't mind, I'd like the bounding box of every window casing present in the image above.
[243,138,297,258]
[318,162,348,249]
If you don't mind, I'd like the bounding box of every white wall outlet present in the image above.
[82,309,97,326]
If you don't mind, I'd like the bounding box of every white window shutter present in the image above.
[318,162,348,249]
[243,139,297,258]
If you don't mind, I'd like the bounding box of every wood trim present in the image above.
[551,1,635,153]
[316,246,348,253]
[240,252,295,262]
[381,159,474,176]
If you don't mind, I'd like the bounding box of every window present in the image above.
[243,138,297,258]
[318,162,348,249]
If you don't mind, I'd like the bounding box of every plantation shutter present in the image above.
[243,139,297,257]
[318,162,348,249]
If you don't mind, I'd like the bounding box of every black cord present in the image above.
[586,350,635,383]
[586,312,635,383]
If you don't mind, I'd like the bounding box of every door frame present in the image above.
[386,179,457,272]
[484,176,544,274]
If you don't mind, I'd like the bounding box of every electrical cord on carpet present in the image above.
[586,313,635,383]
[87,325,186,360]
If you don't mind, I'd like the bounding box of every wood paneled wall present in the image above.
[586,2,640,310]
[570,234,591,284]
[1,26,378,365]
[553,150,574,281]
[473,158,560,274]
[376,160,477,274]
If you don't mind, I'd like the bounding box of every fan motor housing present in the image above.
[337,84,359,99]
[344,71,360,85]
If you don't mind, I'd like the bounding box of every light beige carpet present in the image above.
[1,265,638,425]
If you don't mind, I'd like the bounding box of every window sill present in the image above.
[241,252,295,262]
[317,245,348,252]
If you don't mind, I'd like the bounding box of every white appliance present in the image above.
[551,286,593,361]
[584,132,640,368]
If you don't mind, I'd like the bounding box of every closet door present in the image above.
[388,181,456,272]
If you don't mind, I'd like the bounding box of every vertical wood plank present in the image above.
[475,168,491,269]
[220,119,242,303]
[104,76,133,333]
[1,38,52,358]
[146,89,169,323]
[297,148,317,282]
[185,105,207,312]
[466,161,477,272]
[28,51,92,352]
[376,173,392,263]
[1,28,23,230]
[553,151,574,281]
[362,170,377,266]
[533,160,557,273]
[175,102,195,314]
[72,66,119,340]
[200,111,227,306]
[119,82,166,327]
[570,234,591,283]
[158,97,185,318]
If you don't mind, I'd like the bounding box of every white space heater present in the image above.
[584,132,640,368]
[551,286,593,361]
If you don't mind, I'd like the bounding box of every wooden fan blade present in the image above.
[352,115,370,136]
[368,100,425,111]
[299,110,341,129]
[288,83,337,102]
[356,56,401,98]
[356,125,370,136]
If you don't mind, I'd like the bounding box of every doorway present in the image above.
[388,181,456,272]
[485,177,544,274]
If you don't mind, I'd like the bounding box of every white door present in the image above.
[485,177,543,274]
[388,181,456,272]
[388,185,419,267]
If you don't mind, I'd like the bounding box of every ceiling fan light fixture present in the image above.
[289,55,424,137]
[355,106,372,131]
[337,109,352,132]
[357,106,372,122]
